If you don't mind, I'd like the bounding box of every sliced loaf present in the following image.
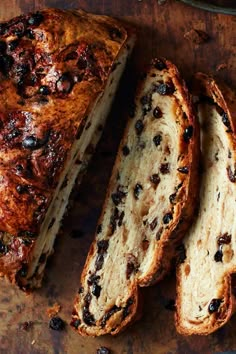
[71,58,199,336]
[176,73,236,335]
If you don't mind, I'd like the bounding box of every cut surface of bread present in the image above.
[0,8,135,289]
[71,58,199,336]
[176,73,236,335]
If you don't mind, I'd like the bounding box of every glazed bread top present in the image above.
[0,8,129,277]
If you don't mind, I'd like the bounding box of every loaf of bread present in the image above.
[176,73,236,335]
[0,8,135,289]
[71,58,199,335]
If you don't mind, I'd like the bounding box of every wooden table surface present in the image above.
[0,1,235,353]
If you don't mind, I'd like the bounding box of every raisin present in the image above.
[109,27,122,40]
[83,308,95,326]
[12,24,25,38]
[169,193,177,204]
[227,166,236,183]
[16,63,29,76]
[153,106,163,118]
[177,167,189,174]
[0,41,6,53]
[153,134,162,146]
[214,247,223,262]
[111,189,126,206]
[25,29,35,39]
[128,102,136,118]
[183,126,193,143]
[155,82,175,95]
[208,299,222,314]
[0,55,14,75]
[176,244,186,264]
[140,94,152,114]
[135,120,144,135]
[16,164,24,172]
[71,318,81,329]
[7,128,21,140]
[160,163,170,174]
[95,254,104,271]
[92,283,101,298]
[134,183,143,199]
[122,145,130,156]
[218,233,231,245]
[150,174,160,186]
[28,12,44,26]
[126,262,135,279]
[18,263,28,278]
[153,58,167,71]
[19,321,33,331]
[123,298,134,319]
[97,347,111,354]
[38,85,50,95]
[163,212,173,224]
[49,316,65,331]
[150,217,158,231]
[97,224,102,234]
[56,73,74,94]
[156,227,163,240]
[0,240,8,254]
[101,306,120,327]
[22,134,49,150]
[16,184,28,194]
[222,112,231,130]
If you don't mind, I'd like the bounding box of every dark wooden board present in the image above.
[0,1,235,353]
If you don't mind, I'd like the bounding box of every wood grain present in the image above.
[0,1,235,353]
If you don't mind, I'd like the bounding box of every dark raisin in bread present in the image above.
[0,8,135,289]
[71,58,199,336]
[176,73,236,335]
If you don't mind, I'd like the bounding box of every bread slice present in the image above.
[71,58,199,336]
[176,73,236,335]
[0,8,135,289]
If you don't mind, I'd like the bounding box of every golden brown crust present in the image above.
[0,8,131,283]
[175,73,236,335]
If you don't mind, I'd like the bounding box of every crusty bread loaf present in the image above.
[71,58,199,336]
[176,73,236,335]
[0,8,135,289]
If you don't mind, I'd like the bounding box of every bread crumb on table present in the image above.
[46,302,61,318]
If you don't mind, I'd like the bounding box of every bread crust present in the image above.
[176,73,236,335]
[72,58,199,336]
[0,8,132,284]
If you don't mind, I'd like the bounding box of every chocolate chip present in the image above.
[163,212,173,224]
[28,12,44,26]
[122,145,130,156]
[97,347,111,354]
[214,248,223,262]
[160,163,170,174]
[153,134,162,146]
[150,174,160,186]
[153,58,167,71]
[177,166,189,174]
[135,120,144,135]
[217,233,231,245]
[183,126,193,143]
[49,316,65,331]
[134,183,143,199]
[155,82,175,95]
[56,73,74,94]
[150,217,158,231]
[208,299,222,314]
[153,106,163,118]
